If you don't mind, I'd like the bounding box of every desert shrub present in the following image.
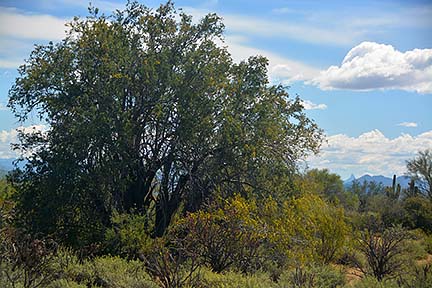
[174,195,265,273]
[351,276,399,288]
[0,228,58,288]
[366,194,406,228]
[143,237,200,288]
[354,226,411,281]
[196,267,274,288]
[0,179,15,228]
[401,264,432,288]
[60,255,157,288]
[424,234,432,254]
[310,265,346,288]
[403,196,432,233]
[47,279,87,288]
[90,256,157,288]
[277,264,345,288]
[264,194,349,266]
[294,194,350,264]
[403,238,428,260]
[104,211,154,258]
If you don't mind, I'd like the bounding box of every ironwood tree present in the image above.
[8,1,323,245]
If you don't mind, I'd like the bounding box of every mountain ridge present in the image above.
[344,174,411,189]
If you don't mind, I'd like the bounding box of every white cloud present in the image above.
[0,7,67,40]
[225,36,320,83]
[0,7,68,68]
[301,100,327,110]
[307,129,432,179]
[312,42,432,93]
[0,125,47,159]
[397,122,418,128]
[221,14,355,46]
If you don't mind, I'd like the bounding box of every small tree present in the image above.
[407,149,432,200]
[293,194,349,264]
[173,195,264,273]
[355,225,410,281]
[0,229,58,288]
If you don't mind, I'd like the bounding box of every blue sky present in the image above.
[0,0,431,179]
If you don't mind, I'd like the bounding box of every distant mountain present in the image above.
[344,174,411,189]
[345,174,356,183]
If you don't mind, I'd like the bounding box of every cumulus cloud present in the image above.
[0,125,47,159]
[0,8,67,40]
[312,42,432,93]
[307,129,432,178]
[301,100,327,110]
[397,122,418,127]
[0,8,68,68]
[225,36,320,83]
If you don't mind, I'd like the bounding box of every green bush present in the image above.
[403,264,432,288]
[143,238,201,288]
[47,279,87,288]
[81,256,157,288]
[196,267,275,288]
[278,265,345,288]
[403,196,432,233]
[351,276,399,288]
[51,254,157,288]
[424,234,432,254]
[403,238,427,260]
[96,256,156,287]
[174,196,265,273]
[104,212,154,258]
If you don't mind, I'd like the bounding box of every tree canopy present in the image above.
[406,149,432,200]
[8,1,323,244]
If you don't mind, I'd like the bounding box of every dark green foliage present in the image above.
[403,196,432,233]
[406,149,432,199]
[104,212,154,258]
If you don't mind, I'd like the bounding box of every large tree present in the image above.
[8,1,323,244]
